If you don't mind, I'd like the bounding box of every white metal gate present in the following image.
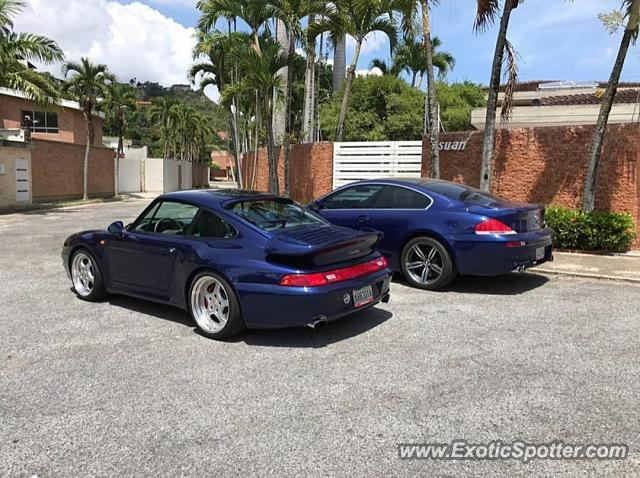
[332,141,422,189]
[15,158,30,202]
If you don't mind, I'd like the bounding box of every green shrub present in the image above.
[545,206,636,252]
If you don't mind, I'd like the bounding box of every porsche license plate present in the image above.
[353,285,374,307]
[535,247,546,261]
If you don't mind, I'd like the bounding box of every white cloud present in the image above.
[13,0,197,87]
[346,31,389,55]
[355,68,382,78]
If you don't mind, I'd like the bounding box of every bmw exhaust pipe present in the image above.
[307,316,328,330]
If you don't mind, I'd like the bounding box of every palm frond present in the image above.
[500,38,518,124]
[474,0,500,32]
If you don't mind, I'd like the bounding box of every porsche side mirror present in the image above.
[108,221,124,236]
[308,201,322,212]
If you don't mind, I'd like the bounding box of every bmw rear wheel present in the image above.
[401,237,456,290]
[189,272,245,339]
[70,249,106,301]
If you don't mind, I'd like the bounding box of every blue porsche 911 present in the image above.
[308,178,554,290]
[62,190,392,339]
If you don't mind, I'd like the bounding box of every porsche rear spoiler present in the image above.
[266,225,382,268]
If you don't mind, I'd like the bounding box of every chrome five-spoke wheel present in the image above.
[72,251,95,297]
[401,237,456,290]
[189,272,245,339]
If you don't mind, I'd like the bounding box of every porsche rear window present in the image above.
[227,199,326,231]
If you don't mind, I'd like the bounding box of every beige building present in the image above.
[471,80,640,129]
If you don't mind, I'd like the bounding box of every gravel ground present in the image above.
[1,199,639,477]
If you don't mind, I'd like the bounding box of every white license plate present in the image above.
[353,285,374,308]
[535,247,546,261]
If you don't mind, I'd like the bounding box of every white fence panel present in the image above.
[144,158,164,192]
[333,141,422,189]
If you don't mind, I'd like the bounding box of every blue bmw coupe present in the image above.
[309,178,554,290]
[62,190,392,339]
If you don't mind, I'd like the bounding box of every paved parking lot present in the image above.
[1,198,640,477]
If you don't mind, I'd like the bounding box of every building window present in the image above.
[21,110,59,134]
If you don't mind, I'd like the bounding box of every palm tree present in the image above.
[474,0,520,191]
[270,0,327,195]
[312,0,399,141]
[149,96,177,160]
[368,57,404,77]
[0,0,63,104]
[582,0,639,212]
[172,104,215,162]
[63,58,114,201]
[333,34,347,92]
[223,37,288,193]
[103,83,136,196]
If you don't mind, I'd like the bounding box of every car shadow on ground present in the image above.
[238,307,393,348]
[393,271,550,295]
[105,293,393,348]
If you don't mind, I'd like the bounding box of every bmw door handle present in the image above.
[358,215,370,223]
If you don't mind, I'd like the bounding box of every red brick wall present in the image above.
[422,124,640,248]
[31,139,114,201]
[0,93,103,146]
[242,142,334,202]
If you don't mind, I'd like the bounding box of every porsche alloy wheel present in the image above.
[189,272,245,339]
[71,249,106,301]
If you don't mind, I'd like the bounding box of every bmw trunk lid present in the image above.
[468,204,545,233]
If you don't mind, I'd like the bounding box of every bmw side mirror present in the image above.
[108,221,124,236]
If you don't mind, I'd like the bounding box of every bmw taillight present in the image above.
[279,256,388,287]
[474,218,516,235]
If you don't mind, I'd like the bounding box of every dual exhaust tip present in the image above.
[307,316,328,330]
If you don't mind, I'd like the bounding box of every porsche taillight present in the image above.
[279,256,388,287]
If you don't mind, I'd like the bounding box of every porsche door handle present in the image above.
[164,247,176,255]
[357,215,370,223]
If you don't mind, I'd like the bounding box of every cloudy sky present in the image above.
[13,0,640,102]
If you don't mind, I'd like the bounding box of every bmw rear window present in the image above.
[226,199,326,231]
[427,182,501,206]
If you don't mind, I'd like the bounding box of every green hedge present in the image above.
[545,206,636,252]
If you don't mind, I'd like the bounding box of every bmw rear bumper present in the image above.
[452,228,554,276]
[236,270,392,329]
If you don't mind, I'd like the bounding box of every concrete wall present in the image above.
[0,93,103,146]
[422,124,640,248]
[242,142,334,202]
[118,158,142,193]
[0,146,32,207]
[162,159,193,193]
[31,139,114,201]
[192,162,210,188]
[144,158,164,192]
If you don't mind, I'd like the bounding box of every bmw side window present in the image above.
[134,201,199,235]
[374,186,432,209]
[190,210,237,239]
[322,185,384,209]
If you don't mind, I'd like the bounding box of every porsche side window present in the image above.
[134,201,199,235]
[322,185,384,209]
[190,210,237,239]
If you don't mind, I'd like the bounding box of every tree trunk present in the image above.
[264,98,279,194]
[417,72,424,90]
[336,41,361,142]
[283,35,295,196]
[421,0,440,179]
[83,112,92,201]
[273,19,288,146]
[115,131,123,197]
[302,15,316,142]
[479,0,517,192]
[411,71,417,88]
[583,27,634,212]
[333,33,346,93]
